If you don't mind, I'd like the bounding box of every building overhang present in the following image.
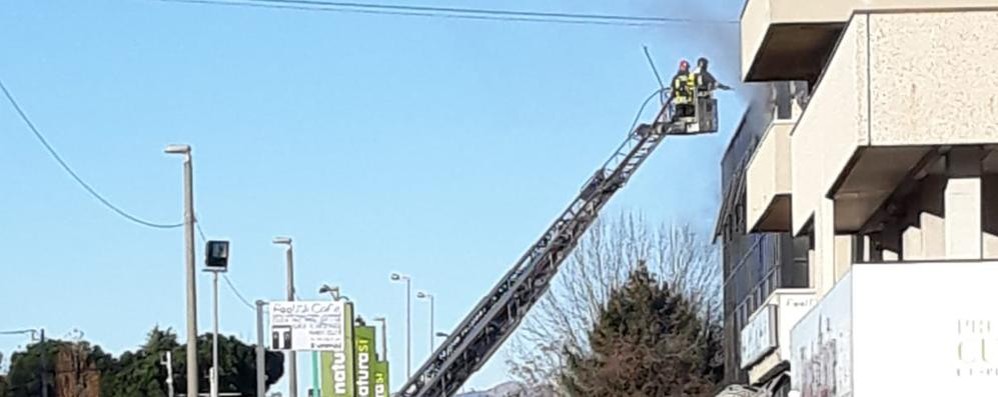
[790,10,998,235]
[746,121,794,233]
[740,0,998,83]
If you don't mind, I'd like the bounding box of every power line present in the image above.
[0,79,184,229]
[223,274,257,310]
[153,0,737,26]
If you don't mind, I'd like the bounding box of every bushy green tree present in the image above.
[3,327,284,397]
[560,263,722,396]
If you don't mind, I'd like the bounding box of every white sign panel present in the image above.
[269,300,346,351]
[776,291,816,360]
[741,304,777,368]
[851,262,998,396]
[791,261,998,396]
[791,274,853,397]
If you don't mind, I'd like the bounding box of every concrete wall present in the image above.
[790,15,869,236]
[868,11,998,145]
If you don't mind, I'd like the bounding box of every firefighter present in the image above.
[693,57,731,94]
[671,59,696,121]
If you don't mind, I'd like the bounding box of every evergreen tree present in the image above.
[560,263,721,396]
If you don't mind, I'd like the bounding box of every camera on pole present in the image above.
[205,240,230,271]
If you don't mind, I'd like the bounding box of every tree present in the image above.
[3,328,284,397]
[559,264,722,396]
[506,213,721,394]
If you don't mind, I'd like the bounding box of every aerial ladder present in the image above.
[398,85,721,397]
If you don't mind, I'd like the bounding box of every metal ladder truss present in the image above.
[400,97,681,397]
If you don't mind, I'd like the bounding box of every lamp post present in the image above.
[273,237,297,397]
[389,272,412,379]
[416,291,436,353]
[255,300,267,397]
[164,143,198,397]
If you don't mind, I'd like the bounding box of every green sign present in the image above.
[372,360,389,397]
[354,326,375,397]
[321,302,355,397]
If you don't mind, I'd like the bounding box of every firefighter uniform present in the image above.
[671,60,697,120]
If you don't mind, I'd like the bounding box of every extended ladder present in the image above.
[399,97,686,397]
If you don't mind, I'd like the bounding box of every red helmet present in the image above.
[679,59,690,72]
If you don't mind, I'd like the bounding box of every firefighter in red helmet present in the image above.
[671,59,696,121]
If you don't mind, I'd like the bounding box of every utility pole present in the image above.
[274,237,297,397]
[161,351,176,397]
[165,144,199,397]
[40,329,48,397]
[256,300,267,397]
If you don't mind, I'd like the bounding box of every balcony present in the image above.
[789,10,998,235]
[740,289,816,384]
[740,0,998,82]
[790,261,998,395]
[746,120,793,233]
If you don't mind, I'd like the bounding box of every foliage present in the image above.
[507,213,722,395]
[559,264,722,396]
[2,327,284,397]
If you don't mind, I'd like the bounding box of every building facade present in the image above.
[732,0,998,395]
[715,82,809,386]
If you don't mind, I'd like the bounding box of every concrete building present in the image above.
[730,0,998,395]
[714,84,810,387]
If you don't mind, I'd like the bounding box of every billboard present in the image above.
[791,261,998,396]
[320,302,355,397]
[740,304,777,368]
[791,275,853,397]
[372,361,390,397]
[269,300,350,351]
[354,326,375,397]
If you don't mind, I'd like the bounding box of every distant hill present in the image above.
[454,381,556,397]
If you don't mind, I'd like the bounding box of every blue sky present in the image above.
[0,0,748,393]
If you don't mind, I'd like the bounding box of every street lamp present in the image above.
[435,332,449,338]
[372,317,388,361]
[273,237,298,397]
[416,291,436,353]
[389,272,412,379]
[164,143,199,397]
[319,284,350,301]
[203,240,230,397]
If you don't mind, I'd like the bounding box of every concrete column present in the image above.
[944,149,984,260]
[945,177,983,259]
[917,176,946,260]
[983,175,998,259]
[834,235,853,280]
[814,198,836,294]
[902,224,923,260]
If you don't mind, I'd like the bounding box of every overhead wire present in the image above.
[194,218,259,311]
[0,78,184,229]
[223,274,258,310]
[152,0,738,26]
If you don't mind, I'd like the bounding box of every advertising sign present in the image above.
[269,300,349,351]
[372,361,390,397]
[791,274,853,397]
[320,302,355,397]
[740,304,777,368]
[354,326,375,397]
